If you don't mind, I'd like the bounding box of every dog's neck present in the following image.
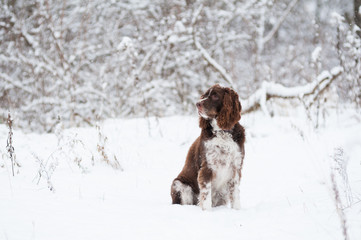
[210,119,233,134]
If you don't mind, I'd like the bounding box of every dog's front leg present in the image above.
[229,168,241,210]
[229,181,240,210]
[198,164,212,210]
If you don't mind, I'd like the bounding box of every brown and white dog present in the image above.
[171,84,245,210]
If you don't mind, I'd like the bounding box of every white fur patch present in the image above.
[211,119,221,131]
[198,111,210,119]
[231,189,241,210]
[198,90,213,119]
[199,97,208,103]
[203,121,243,209]
[172,180,194,205]
[199,183,212,210]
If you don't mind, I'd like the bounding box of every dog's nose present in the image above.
[196,102,201,108]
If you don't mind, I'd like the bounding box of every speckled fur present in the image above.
[171,85,245,210]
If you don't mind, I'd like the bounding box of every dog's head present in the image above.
[197,84,241,130]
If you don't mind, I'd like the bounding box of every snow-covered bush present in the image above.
[34,119,94,191]
[332,12,361,107]
[0,0,357,132]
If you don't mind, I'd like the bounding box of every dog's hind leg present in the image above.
[171,180,195,205]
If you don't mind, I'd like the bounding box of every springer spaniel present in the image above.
[171,84,245,210]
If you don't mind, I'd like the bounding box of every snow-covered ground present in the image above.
[1,108,361,240]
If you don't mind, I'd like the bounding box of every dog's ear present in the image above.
[217,88,241,130]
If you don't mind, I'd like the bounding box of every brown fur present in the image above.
[217,88,242,130]
[171,84,245,207]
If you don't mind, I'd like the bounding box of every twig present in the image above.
[96,124,123,170]
[6,112,17,176]
[191,4,235,88]
[262,0,299,46]
[330,172,349,240]
[0,73,38,97]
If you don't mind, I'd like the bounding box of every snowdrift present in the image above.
[1,108,360,240]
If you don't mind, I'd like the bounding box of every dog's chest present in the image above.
[204,131,242,187]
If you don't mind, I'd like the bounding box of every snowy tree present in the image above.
[0,0,358,132]
[355,0,361,37]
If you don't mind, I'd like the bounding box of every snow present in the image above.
[331,66,343,76]
[116,36,133,51]
[311,46,322,62]
[174,21,186,33]
[331,12,345,25]
[242,66,343,114]
[193,35,234,87]
[1,109,361,240]
[2,0,358,132]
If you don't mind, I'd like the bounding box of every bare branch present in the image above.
[262,0,299,45]
[191,4,235,88]
[0,73,38,97]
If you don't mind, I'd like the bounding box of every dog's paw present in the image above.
[200,202,212,211]
[231,200,241,210]
[199,195,212,210]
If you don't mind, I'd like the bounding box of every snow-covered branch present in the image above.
[1,0,358,131]
[242,66,343,115]
[192,5,235,88]
[193,35,235,87]
[0,72,37,96]
[262,0,299,45]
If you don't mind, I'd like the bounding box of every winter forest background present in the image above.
[1,1,361,239]
[1,0,360,132]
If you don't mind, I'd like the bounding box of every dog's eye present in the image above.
[211,94,219,101]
